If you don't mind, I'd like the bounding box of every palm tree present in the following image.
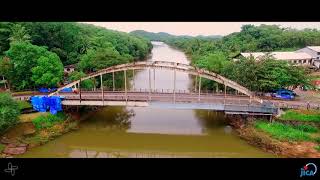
[8,24,31,43]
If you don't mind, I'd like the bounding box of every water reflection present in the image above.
[80,107,134,131]
[194,110,230,134]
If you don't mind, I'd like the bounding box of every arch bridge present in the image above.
[49,61,277,115]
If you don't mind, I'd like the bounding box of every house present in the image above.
[233,52,313,66]
[64,64,76,74]
[296,46,320,68]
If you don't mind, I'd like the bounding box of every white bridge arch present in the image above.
[50,61,263,103]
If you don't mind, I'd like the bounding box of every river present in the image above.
[20,42,274,158]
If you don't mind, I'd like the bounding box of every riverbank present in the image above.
[0,112,80,158]
[228,109,320,158]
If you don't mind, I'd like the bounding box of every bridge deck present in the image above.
[58,91,277,114]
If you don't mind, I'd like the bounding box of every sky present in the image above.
[81,22,320,36]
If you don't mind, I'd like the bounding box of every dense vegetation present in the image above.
[132,25,320,92]
[0,93,20,134]
[0,22,152,91]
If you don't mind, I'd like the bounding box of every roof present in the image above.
[307,46,320,52]
[64,64,76,68]
[240,52,312,60]
[240,52,266,59]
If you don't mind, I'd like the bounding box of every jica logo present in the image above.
[300,163,317,178]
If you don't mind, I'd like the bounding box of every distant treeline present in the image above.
[0,22,152,90]
[131,25,320,92]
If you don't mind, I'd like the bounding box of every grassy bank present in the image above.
[279,109,320,122]
[0,112,79,157]
[255,121,318,142]
[229,109,320,157]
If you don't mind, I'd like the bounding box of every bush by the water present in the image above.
[0,93,20,134]
[255,121,312,142]
[17,100,32,110]
[32,112,66,130]
[280,110,320,122]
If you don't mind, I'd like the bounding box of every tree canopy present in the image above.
[0,22,152,91]
[5,42,64,90]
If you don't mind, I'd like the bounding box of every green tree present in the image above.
[8,24,31,43]
[6,42,62,90]
[31,54,63,87]
[0,22,13,54]
[0,93,20,134]
[0,56,13,89]
[68,71,94,89]
[193,52,228,73]
[79,48,130,73]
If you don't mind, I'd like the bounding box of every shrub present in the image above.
[315,145,320,152]
[17,100,32,110]
[0,93,20,134]
[32,112,65,130]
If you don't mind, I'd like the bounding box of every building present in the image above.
[234,52,313,66]
[296,46,320,68]
[64,64,76,74]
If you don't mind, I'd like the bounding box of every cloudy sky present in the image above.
[81,22,320,36]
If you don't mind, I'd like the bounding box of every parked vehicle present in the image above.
[271,89,295,100]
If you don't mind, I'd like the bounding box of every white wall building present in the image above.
[296,46,320,68]
[235,52,313,66]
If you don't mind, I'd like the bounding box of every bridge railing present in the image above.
[75,88,248,96]
[224,104,277,114]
